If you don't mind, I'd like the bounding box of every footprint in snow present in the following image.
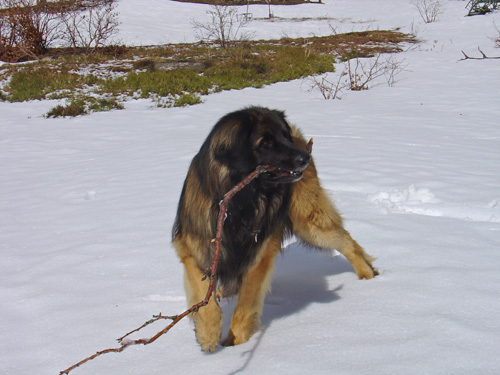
[368,185,500,223]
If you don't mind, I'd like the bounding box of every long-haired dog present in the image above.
[172,107,377,351]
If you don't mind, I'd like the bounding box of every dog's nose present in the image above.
[295,152,311,170]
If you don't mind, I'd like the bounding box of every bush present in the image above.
[191,4,251,48]
[309,54,408,100]
[46,96,123,117]
[411,0,443,23]
[173,93,202,107]
[59,0,119,54]
[0,0,119,62]
[46,98,87,117]
[0,0,61,62]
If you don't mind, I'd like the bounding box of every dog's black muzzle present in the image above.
[261,148,311,183]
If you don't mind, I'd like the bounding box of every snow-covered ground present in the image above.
[1,1,500,374]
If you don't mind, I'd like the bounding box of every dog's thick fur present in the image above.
[172,107,377,351]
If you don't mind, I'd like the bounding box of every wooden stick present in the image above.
[460,47,500,60]
[60,138,313,374]
[59,165,278,374]
[116,313,176,343]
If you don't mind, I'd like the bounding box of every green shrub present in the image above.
[46,97,123,117]
[173,93,202,107]
[89,97,124,112]
[46,99,88,118]
[101,69,212,98]
[7,65,100,102]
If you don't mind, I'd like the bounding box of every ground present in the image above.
[1,0,500,374]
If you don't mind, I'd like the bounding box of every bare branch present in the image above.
[191,3,251,48]
[411,0,443,23]
[59,138,314,374]
[308,73,346,100]
[59,1,119,54]
[460,47,500,60]
[59,168,272,374]
[309,54,408,99]
[116,313,177,343]
[0,0,62,61]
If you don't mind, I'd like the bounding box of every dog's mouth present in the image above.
[262,168,304,183]
[258,138,313,184]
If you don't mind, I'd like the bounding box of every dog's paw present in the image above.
[199,338,218,352]
[196,327,220,352]
[194,314,222,352]
[358,269,378,279]
[356,262,378,280]
[223,317,260,347]
[353,252,378,280]
[223,328,247,347]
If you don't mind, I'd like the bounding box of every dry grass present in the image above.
[0,30,418,116]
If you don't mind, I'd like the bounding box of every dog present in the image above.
[172,106,377,352]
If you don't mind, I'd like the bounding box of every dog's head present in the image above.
[209,107,310,184]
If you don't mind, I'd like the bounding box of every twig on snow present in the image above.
[460,47,500,60]
[59,138,313,374]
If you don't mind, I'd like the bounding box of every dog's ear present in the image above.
[213,143,236,164]
[213,138,254,170]
[212,125,256,173]
[270,109,293,139]
[271,109,287,123]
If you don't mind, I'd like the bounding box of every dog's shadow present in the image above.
[219,241,351,374]
[263,241,349,325]
[220,240,351,339]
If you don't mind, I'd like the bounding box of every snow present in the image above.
[1,0,500,374]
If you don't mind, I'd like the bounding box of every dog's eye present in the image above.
[258,136,274,149]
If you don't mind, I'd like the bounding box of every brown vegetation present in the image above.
[0,0,118,62]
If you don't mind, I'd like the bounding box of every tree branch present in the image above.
[60,138,313,374]
[460,47,500,60]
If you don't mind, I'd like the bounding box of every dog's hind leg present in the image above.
[224,230,282,347]
[181,254,222,352]
[290,128,377,279]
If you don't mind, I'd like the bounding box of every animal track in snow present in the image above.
[368,185,500,224]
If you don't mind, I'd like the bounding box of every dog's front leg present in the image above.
[289,171,378,279]
[224,231,282,347]
[290,128,377,279]
[182,255,222,352]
